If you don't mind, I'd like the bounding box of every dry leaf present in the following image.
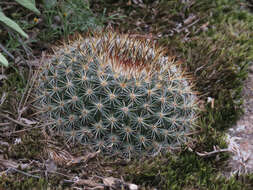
[75,178,101,187]
[103,177,117,187]
[67,150,100,166]
[200,22,209,31]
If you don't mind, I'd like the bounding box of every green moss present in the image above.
[124,151,253,189]
[7,129,45,160]
[0,174,48,190]
[0,168,74,190]
[0,66,27,95]
[163,3,253,133]
[0,66,28,120]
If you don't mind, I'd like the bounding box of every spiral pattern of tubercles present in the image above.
[36,31,198,157]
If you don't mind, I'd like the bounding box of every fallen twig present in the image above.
[0,122,11,126]
[10,122,55,134]
[67,150,101,166]
[9,167,41,179]
[0,113,31,128]
[196,145,232,157]
[0,43,14,60]
[176,18,200,33]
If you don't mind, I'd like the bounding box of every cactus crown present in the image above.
[36,30,198,158]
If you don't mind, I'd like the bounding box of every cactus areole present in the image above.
[36,31,199,158]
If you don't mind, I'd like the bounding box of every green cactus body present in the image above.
[36,31,198,157]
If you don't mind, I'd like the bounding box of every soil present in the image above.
[224,61,253,176]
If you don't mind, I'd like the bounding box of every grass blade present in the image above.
[0,11,28,39]
[15,0,41,15]
[0,53,8,67]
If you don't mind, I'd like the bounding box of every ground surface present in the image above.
[225,62,253,176]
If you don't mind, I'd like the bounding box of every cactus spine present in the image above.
[36,31,198,157]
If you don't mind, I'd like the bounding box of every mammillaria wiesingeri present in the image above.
[35,31,199,158]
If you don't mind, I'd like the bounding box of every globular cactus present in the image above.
[35,31,199,158]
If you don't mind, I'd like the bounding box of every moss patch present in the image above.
[123,151,253,190]
[7,129,46,160]
[0,175,47,190]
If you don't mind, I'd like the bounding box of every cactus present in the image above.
[35,31,199,157]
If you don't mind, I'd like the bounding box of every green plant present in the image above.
[35,31,199,157]
[39,0,104,42]
[0,0,40,66]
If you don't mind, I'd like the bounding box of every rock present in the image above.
[249,62,253,74]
